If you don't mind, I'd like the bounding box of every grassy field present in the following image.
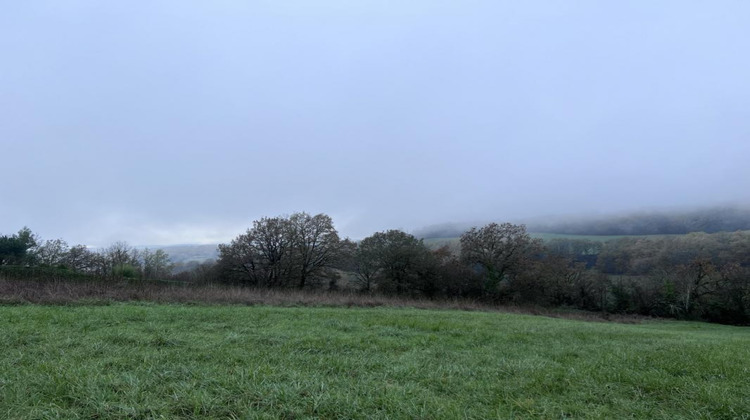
[1,304,748,419]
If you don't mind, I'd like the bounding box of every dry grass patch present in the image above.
[0,277,645,323]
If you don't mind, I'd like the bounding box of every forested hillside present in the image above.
[531,206,750,235]
[415,207,750,239]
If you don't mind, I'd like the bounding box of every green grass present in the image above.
[1,304,748,419]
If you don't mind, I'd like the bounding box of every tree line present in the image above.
[207,213,750,324]
[2,212,749,324]
[0,228,172,281]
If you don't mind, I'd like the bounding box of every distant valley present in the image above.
[154,244,219,264]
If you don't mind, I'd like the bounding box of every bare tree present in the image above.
[217,213,343,288]
[34,239,69,267]
[64,245,99,273]
[353,240,382,292]
[139,248,174,280]
[676,258,720,315]
[102,241,139,279]
[288,213,341,288]
[460,223,542,296]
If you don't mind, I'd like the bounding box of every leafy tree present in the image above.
[113,262,139,279]
[0,236,27,265]
[430,245,483,298]
[355,230,435,295]
[0,227,39,265]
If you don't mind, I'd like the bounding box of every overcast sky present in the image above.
[2,1,749,246]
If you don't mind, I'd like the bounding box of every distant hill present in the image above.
[412,223,476,240]
[152,207,750,262]
[414,206,750,238]
[529,206,750,235]
[155,244,219,264]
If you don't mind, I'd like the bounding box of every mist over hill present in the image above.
[530,206,750,235]
[144,206,750,269]
[154,244,219,264]
[151,206,750,267]
[414,206,750,239]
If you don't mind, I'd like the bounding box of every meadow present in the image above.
[1,304,748,419]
